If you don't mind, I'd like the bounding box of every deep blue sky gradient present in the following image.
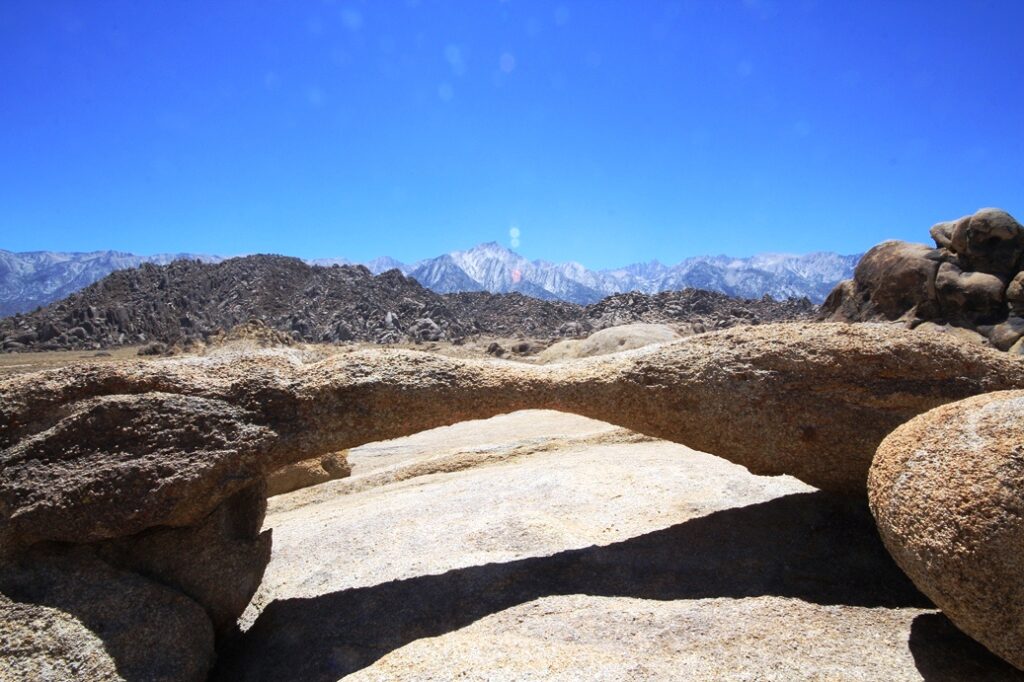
[2,1,1022,268]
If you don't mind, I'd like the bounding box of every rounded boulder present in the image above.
[869,390,1024,671]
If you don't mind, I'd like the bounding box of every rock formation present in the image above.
[0,545,215,681]
[822,208,1024,352]
[870,390,1024,671]
[4,322,1024,676]
[536,323,683,362]
[266,451,351,497]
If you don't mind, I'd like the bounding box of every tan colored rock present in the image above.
[4,322,1023,556]
[536,323,681,363]
[849,241,941,320]
[990,317,1024,351]
[822,209,1024,351]
[819,278,861,322]
[869,390,1024,671]
[267,451,351,497]
[0,546,214,681]
[913,321,989,346]
[2,324,1024,676]
[935,260,1006,323]
[224,411,1018,679]
[949,208,1024,276]
[930,218,961,250]
[1007,272,1024,314]
[0,391,276,553]
[95,481,272,636]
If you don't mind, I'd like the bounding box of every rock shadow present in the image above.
[215,491,947,680]
[909,613,1024,681]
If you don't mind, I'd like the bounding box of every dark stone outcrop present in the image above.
[822,208,1024,350]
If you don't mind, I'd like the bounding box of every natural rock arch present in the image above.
[4,322,1023,552]
[3,322,1024,678]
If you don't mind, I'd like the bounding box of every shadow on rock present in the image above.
[215,491,938,680]
[909,613,1024,681]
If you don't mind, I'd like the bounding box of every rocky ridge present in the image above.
[0,255,815,352]
[0,244,855,316]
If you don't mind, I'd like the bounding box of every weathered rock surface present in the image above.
[4,323,1023,556]
[536,322,682,362]
[822,208,1024,348]
[849,241,942,321]
[95,481,272,636]
[267,451,351,497]
[215,411,1021,680]
[949,208,1024,276]
[4,323,1024,677]
[870,390,1024,671]
[0,545,215,681]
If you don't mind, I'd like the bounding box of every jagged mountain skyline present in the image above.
[0,242,860,317]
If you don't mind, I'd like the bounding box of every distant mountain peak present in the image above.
[0,244,860,318]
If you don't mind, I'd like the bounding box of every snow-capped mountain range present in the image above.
[382,243,859,305]
[0,243,859,317]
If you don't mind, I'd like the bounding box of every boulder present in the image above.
[538,323,682,363]
[0,392,276,552]
[989,317,1024,352]
[934,261,1007,324]
[849,241,941,320]
[267,451,351,497]
[409,318,442,343]
[930,218,959,249]
[913,321,989,347]
[0,546,214,681]
[95,481,272,636]
[869,390,1024,671]
[1007,272,1024,314]
[949,208,1024,276]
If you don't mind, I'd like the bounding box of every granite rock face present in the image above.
[0,545,215,681]
[267,451,351,497]
[822,208,1024,349]
[5,323,1022,549]
[870,390,1024,671]
[4,323,1024,677]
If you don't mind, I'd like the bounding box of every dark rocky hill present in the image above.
[0,255,817,352]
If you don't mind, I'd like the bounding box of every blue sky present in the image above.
[1,1,1022,268]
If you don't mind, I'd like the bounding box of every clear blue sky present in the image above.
[2,1,1022,268]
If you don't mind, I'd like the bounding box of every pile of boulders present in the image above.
[4,323,1024,676]
[822,208,1024,352]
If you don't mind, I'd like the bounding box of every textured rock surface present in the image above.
[267,451,351,497]
[4,322,1024,557]
[536,323,682,362]
[849,241,942,320]
[0,546,214,681]
[822,208,1024,347]
[870,390,1024,671]
[4,323,1024,678]
[215,411,1022,680]
[95,481,272,636]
